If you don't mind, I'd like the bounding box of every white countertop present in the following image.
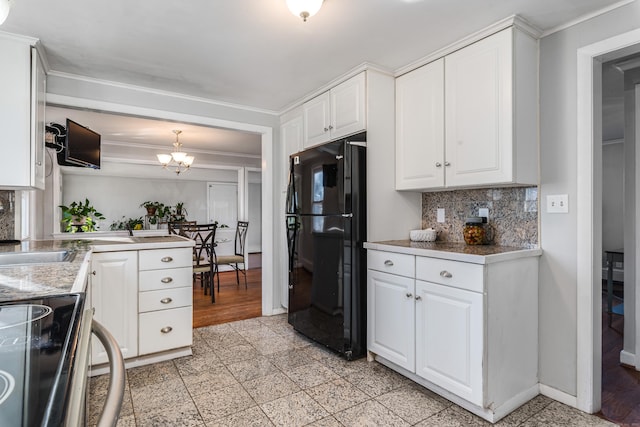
[364,240,542,264]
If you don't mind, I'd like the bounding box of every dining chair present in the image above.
[168,220,196,236]
[181,223,218,303]
[215,221,249,291]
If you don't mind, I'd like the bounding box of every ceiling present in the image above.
[0,0,630,160]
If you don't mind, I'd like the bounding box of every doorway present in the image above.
[576,28,640,415]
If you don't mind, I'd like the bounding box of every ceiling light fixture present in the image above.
[0,0,12,25]
[156,130,194,175]
[286,0,324,22]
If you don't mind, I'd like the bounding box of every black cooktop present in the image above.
[0,294,84,426]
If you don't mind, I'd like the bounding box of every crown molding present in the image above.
[47,70,280,117]
[540,0,636,38]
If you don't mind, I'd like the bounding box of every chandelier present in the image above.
[286,0,324,22]
[156,130,194,175]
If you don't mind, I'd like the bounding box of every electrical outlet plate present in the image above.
[546,194,569,213]
[479,208,489,218]
[437,208,445,223]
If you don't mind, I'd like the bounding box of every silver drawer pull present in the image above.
[160,326,173,334]
[160,298,173,304]
[406,293,413,298]
[384,260,394,266]
[161,256,173,263]
[440,270,452,278]
[435,162,442,167]
[415,295,422,301]
[161,277,173,284]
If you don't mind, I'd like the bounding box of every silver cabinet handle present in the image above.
[92,271,96,275]
[444,161,451,167]
[161,256,173,263]
[160,298,173,304]
[384,260,394,266]
[415,295,422,301]
[328,125,334,130]
[406,293,413,298]
[435,162,442,167]
[440,270,452,278]
[160,326,173,334]
[161,277,173,284]
[323,127,329,132]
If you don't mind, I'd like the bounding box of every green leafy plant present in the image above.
[110,216,144,231]
[59,198,105,232]
[148,215,159,225]
[171,202,188,221]
[140,201,161,216]
[156,203,171,219]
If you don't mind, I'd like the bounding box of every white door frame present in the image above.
[46,93,281,317]
[576,28,640,413]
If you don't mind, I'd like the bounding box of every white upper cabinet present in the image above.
[395,26,538,191]
[281,108,304,158]
[303,72,366,148]
[395,59,445,190]
[0,35,46,190]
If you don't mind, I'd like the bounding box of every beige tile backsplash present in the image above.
[421,187,538,248]
[0,191,15,240]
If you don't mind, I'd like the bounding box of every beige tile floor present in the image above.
[89,314,617,427]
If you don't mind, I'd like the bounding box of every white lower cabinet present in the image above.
[90,251,138,365]
[91,246,193,368]
[367,248,539,423]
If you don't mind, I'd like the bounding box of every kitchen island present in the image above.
[364,240,541,423]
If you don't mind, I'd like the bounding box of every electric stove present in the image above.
[0,294,85,426]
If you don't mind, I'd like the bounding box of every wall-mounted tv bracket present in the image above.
[45,122,66,152]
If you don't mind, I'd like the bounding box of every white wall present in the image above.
[538,0,640,397]
[247,170,262,253]
[61,166,238,231]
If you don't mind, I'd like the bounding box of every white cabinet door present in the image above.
[367,270,415,371]
[445,29,513,188]
[282,112,304,157]
[31,48,46,190]
[303,92,331,148]
[415,280,483,406]
[91,251,138,365]
[395,59,445,190]
[330,72,366,140]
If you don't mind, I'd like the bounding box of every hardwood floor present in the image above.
[599,289,640,426]
[192,267,263,328]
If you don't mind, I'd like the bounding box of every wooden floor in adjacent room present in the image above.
[599,287,640,427]
[192,267,263,328]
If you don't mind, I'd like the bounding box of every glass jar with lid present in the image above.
[463,217,490,245]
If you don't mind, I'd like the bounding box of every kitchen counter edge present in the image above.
[364,240,542,264]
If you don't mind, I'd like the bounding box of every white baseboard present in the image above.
[539,383,578,408]
[620,349,636,367]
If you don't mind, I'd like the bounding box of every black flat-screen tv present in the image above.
[57,119,101,169]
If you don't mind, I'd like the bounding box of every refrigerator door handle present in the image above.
[341,213,353,218]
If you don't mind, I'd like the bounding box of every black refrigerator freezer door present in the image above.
[289,140,347,216]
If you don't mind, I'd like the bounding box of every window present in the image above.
[312,167,324,232]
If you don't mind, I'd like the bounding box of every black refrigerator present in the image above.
[286,132,367,360]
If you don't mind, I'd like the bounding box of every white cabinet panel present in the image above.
[396,59,445,190]
[0,37,46,189]
[282,111,304,157]
[303,92,331,148]
[139,267,192,292]
[368,249,415,277]
[415,280,483,405]
[445,29,512,187]
[367,270,415,371]
[91,251,138,364]
[138,247,192,270]
[139,287,192,313]
[415,256,483,292]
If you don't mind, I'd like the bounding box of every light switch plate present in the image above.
[479,208,489,218]
[437,208,445,223]
[547,194,569,213]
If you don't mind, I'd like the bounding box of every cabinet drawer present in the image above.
[138,306,192,355]
[139,248,192,270]
[139,287,192,313]
[139,267,192,292]
[368,250,415,277]
[416,257,483,293]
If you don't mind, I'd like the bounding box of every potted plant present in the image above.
[59,198,105,232]
[148,215,159,230]
[171,202,188,222]
[140,201,160,216]
[156,203,171,221]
